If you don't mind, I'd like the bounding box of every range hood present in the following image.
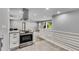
[22,8,29,20]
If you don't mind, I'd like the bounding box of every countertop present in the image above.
[9,30,33,35]
[9,30,20,33]
[20,32,33,35]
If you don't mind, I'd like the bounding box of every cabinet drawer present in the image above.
[10,37,19,43]
[10,33,19,41]
[10,33,19,48]
[10,33,19,37]
[10,40,19,48]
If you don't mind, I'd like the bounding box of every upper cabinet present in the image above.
[9,8,29,20]
[9,8,23,20]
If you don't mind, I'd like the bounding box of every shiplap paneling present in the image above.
[54,31,79,51]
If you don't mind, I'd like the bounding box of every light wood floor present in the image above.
[16,39,67,51]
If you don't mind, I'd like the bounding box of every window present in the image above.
[39,20,53,30]
[47,21,53,29]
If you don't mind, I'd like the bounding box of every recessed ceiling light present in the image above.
[46,8,50,10]
[57,11,61,14]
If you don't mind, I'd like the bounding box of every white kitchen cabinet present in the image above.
[33,32,39,42]
[9,32,19,49]
[9,8,23,20]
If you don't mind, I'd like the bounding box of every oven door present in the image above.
[20,34,33,44]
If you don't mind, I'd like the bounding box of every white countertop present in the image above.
[9,30,19,33]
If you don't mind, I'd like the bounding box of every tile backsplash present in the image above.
[10,20,37,31]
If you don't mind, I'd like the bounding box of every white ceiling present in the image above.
[29,8,78,21]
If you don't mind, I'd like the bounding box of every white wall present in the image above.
[54,10,79,33]
[0,8,9,51]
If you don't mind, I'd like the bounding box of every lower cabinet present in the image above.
[33,32,39,42]
[9,32,19,49]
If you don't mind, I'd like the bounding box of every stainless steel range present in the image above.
[19,32,33,48]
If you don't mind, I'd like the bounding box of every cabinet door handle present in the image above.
[13,43,16,44]
[13,37,16,38]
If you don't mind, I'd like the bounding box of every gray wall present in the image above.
[0,8,9,51]
[54,10,79,33]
